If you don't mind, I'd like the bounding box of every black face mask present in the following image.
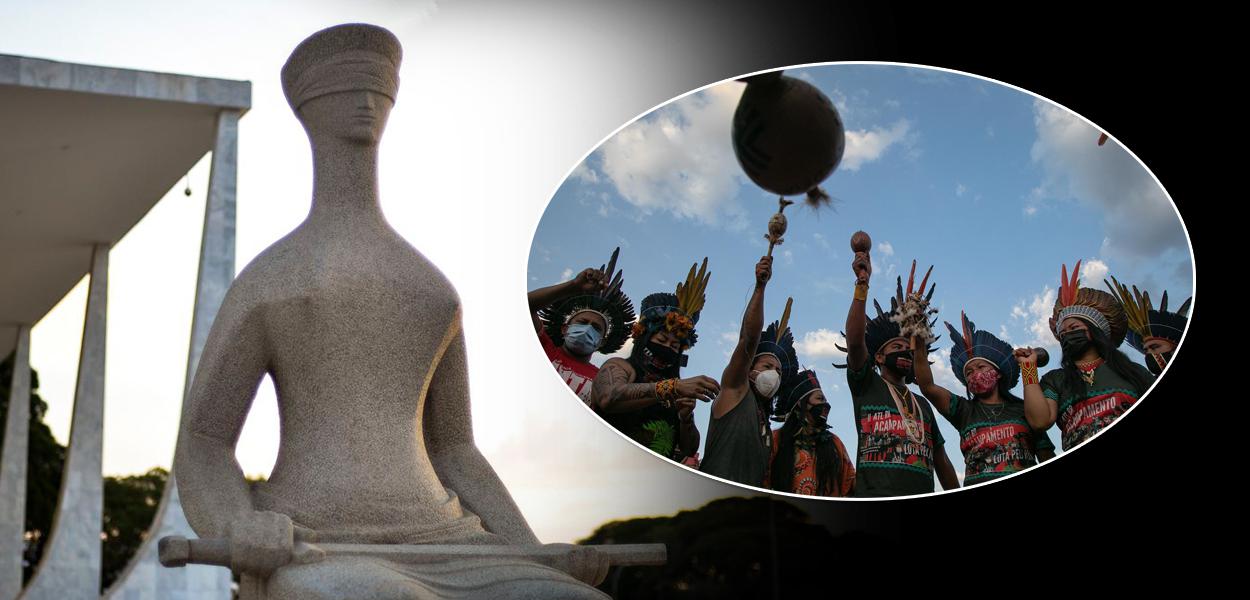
[808,402,830,429]
[1146,351,1172,375]
[1060,329,1092,358]
[642,341,681,374]
[883,350,915,381]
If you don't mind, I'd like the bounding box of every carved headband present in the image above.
[287,50,399,110]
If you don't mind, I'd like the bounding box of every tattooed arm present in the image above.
[592,358,659,414]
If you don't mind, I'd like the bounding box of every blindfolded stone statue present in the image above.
[171,24,621,599]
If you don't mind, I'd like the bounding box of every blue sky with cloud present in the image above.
[528,63,1193,484]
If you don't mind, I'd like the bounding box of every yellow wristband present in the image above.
[854,283,869,301]
[1020,362,1039,386]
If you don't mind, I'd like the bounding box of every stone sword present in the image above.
[159,536,667,570]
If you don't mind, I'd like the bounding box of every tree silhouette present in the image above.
[2,353,172,591]
[579,496,889,599]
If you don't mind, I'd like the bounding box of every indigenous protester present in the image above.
[1021,262,1154,450]
[528,248,635,405]
[912,312,1056,487]
[592,259,720,464]
[764,369,856,497]
[700,257,790,487]
[1105,276,1191,376]
[838,251,959,497]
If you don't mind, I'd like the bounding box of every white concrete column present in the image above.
[0,325,32,599]
[19,244,108,600]
[104,109,240,600]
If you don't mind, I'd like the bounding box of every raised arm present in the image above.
[527,268,603,332]
[911,335,952,414]
[174,287,269,540]
[845,250,872,372]
[1016,348,1056,430]
[425,319,540,545]
[713,256,771,418]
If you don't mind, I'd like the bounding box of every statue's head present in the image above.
[281,24,402,145]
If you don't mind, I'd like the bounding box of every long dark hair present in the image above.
[769,413,842,496]
[1058,326,1152,398]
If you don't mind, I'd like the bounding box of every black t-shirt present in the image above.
[846,362,945,497]
[1041,361,1154,451]
[939,394,1055,485]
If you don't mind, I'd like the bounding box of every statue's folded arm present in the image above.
[175,281,270,540]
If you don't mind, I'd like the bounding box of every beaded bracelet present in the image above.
[655,378,679,402]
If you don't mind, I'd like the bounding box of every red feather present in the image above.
[1060,263,1071,306]
[918,264,933,298]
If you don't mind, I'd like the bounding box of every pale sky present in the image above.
[3,0,764,543]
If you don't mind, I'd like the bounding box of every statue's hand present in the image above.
[546,543,610,586]
[228,510,301,576]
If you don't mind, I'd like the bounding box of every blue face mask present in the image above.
[564,323,602,356]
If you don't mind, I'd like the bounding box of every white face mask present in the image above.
[752,369,781,398]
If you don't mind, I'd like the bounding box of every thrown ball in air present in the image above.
[731,72,846,197]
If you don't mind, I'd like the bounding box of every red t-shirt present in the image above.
[538,329,599,406]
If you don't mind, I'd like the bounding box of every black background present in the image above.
[645,0,1216,568]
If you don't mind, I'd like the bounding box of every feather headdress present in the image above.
[633,258,711,350]
[539,247,636,354]
[1050,261,1127,347]
[774,368,824,421]
[756,297,798,380]
[833,293,939,368]
[1104,275,1191,354]
[945,311,1018,388]
[889,260,938,345]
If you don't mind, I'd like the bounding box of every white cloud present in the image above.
[1080,259,1109,285]
[560,267,574,281]
[956,183,967,197]
[1029,99,1185,260]
[929,347,964,392]
[599,82,748,229]
[813,232,831,251]
[1010,285,1060,353]
[841,119,912,171]
[795,329,848,360]
[570,162,600,185]
[782,249,794,265]
[876,241,895,256]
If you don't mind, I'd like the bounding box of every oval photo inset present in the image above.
[525,63,1192,500]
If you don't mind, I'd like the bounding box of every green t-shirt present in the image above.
[1040,361,1154,451]
[940,395,1055,485]
[846,362,945,497]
